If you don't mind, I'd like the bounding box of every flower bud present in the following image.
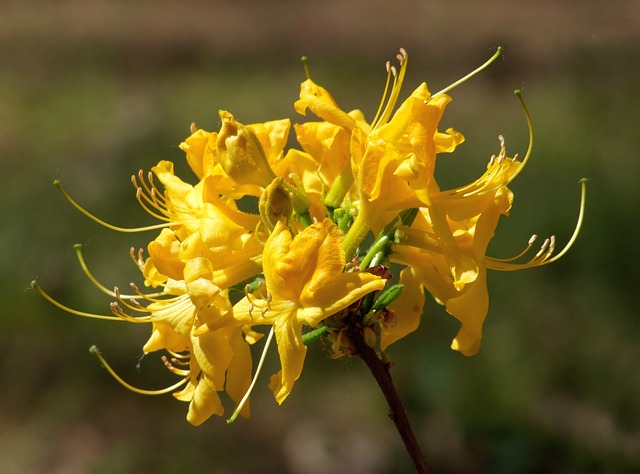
[216,110,277,187]
[259,177,293,232]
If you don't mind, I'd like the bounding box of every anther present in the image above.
[161,355,174,369]
[129,299,143,308]
[190,122,197,133]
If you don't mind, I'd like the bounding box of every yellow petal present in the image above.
[294,79,357,130]
[447,268,489,356]
[381,266,425,350]
[186,377,224,426]
[269,311,306,404]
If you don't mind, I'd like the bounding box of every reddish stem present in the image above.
[347,325,429,473]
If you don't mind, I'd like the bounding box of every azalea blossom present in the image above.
[230,218,386,404]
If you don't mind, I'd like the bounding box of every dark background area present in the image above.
[2,1,639,472]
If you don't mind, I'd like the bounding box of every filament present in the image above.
[372,48,408,130]
[486,179,587,270]
[54,180,170,233]
[90,345,189,395]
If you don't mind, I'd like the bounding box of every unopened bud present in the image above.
[216,110,276,187]
[259,177,293,232]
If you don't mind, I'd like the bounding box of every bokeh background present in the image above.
[2,1,639,472]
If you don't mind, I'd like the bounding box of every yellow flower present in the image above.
[140,257,254,424]
[388,185,513,355]
[294,49,464,257]
[387,136,585,355]
[230,218,386,403]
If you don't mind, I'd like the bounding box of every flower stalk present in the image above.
[346,319,429,473]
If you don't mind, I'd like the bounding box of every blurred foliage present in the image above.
[2,1,639,473]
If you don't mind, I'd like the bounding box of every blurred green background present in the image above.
[2,0,639,472]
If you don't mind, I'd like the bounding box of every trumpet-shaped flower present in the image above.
[230,218,386,403]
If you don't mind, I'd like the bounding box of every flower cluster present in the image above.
[35,48,584,425]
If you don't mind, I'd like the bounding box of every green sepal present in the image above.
[371,284,404,311]
[302,325,328,345]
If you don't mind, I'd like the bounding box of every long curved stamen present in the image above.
[227,326,275,424]
[75,244,167,302]
[161,355,191,377]
[488,234,539,262]
[372,48,408,129]
[370,61,395,129]
[435,88,534,200]
[109,302,152,322]
[537,179,587,264]
[113,287,151,313]
[132,171,201,222]
[74,244,141,300]
[486,179,587,270]
[128,282,173,302]
[54,180,171,233]
[432,46,504,99]
[74,244,118,297]
[90,345,189,395]
[31,280,123,321]
[135,188,172,222]
[167,349,189,360]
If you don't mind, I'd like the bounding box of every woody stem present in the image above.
[346,324,429,473]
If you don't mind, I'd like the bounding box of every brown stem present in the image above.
[347,325,429,474]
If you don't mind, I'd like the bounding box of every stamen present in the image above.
[371,48,409,130]
[489,235,538,263]
[432,46,504,99]
[109,301,153,323]
[90,345,189,395]
[161,355,190,376]
[130,247,145,270]
[113,287,149,313]
[167,349,189,360]
[227,326,275,424]
[128,282,167,302]
[74,244,141,300]
[373,49,408,129]
[74,243,118,298]
[486,179,587,270]
[135,188,172,222]
[190,122,197,134]
[31,280,123,321]
[370,62,393,128]
[53,180,171,233]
